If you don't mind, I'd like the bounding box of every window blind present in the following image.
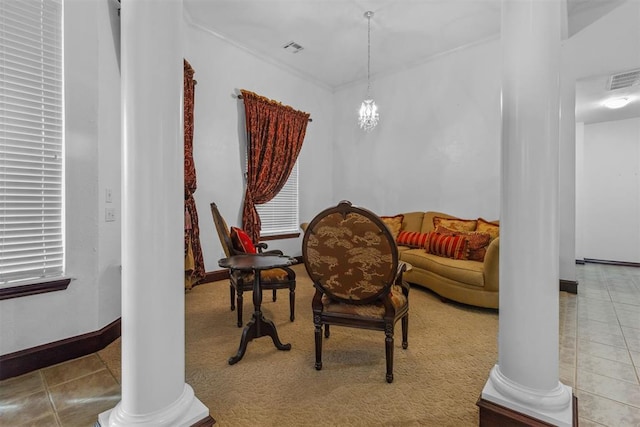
[256,162,299,236]
[0,0,65,285]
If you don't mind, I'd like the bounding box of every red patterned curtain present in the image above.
[184,60,205,289]
[240,89,310,243]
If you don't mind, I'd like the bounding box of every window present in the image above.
[256,162,299,237]
[0,0,65,287]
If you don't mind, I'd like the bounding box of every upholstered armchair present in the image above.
[210,202,296,327]
[302,200,409,383]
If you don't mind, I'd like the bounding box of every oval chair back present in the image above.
[302,200,398,304]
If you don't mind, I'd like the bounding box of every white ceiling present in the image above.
[183,0,639,124]
[576,73,640,124]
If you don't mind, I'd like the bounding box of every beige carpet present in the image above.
[99,264,498,426]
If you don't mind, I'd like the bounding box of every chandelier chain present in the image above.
[367,12,371,96]
[358,11,379,132]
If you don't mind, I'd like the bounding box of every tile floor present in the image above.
[0,263,639,426]
[571,262,640,426]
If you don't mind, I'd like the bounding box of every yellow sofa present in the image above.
[397,211,499,309]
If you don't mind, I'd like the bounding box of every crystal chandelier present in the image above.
[358,11,379,132]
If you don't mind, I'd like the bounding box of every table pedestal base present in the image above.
[228,311,291,365]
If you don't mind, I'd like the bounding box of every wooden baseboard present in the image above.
[191,415,216,426]
[584,258,640,268]
[0,318,121,381]
[559,279,578,294]
[477,394,578,426]
[200,270,229,284]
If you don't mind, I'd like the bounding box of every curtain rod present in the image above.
[237,95,312,122]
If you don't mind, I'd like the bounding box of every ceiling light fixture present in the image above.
[603,96,632,109]
[358,11,379,132]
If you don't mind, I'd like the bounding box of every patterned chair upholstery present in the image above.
[210,202,296,327]
[302,200,409,383]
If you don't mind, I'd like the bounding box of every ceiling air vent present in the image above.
[282,41,304,54]
[607,69,640,90]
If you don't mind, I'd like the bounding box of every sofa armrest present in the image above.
[483,237,500,292]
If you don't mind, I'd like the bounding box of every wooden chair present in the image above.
[210,202,296,327]
[302,200,409,383]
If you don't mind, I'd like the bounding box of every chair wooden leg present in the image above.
[229,285,235,311]
[402,315,409,349]
[236,289,244,327]
[385,326,394,383]
[272,289,277,302]
[289,286,295,322]
[315,323,323,370]
[324,324,330,338]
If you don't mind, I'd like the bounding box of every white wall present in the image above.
[183,18,335,268]
[578,117,640,263]
[97,0,123,331]
[331,39,501,220]
[566,0,640,264]
[575,122,585,261]
[0,0,122,355]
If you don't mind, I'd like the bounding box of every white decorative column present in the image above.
[98,1,210,426]
[479,1,574,426]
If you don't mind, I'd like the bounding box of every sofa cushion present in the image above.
[433,216,477,232]
[401,249,485,288]
[397,245,412,254]
[477,218,500,240]
[435,226,491,262]
[380,214,404,239]
[401,212,425,233]
[397,230,429,248]
[425,232,468,260]
[420,211,456,233]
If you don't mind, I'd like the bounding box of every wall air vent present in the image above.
[607,69,640,90]
[282,41,304,53]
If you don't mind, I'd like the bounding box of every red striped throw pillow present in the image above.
[425,232,468,260]
[435,226,491,262]
[396,230,429,248]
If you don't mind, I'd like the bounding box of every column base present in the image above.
[97,384,211,427]
[481,365,574,427]
[477,394,578,426]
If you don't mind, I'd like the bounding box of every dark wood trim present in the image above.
[477,394,578,427]
[559,279,578,294]
[191,415,216,426]
[0,278,71,300]
[0,318,121,380]
[199,270,229,284]
[584,258,640,268]
[260,232,300,241]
